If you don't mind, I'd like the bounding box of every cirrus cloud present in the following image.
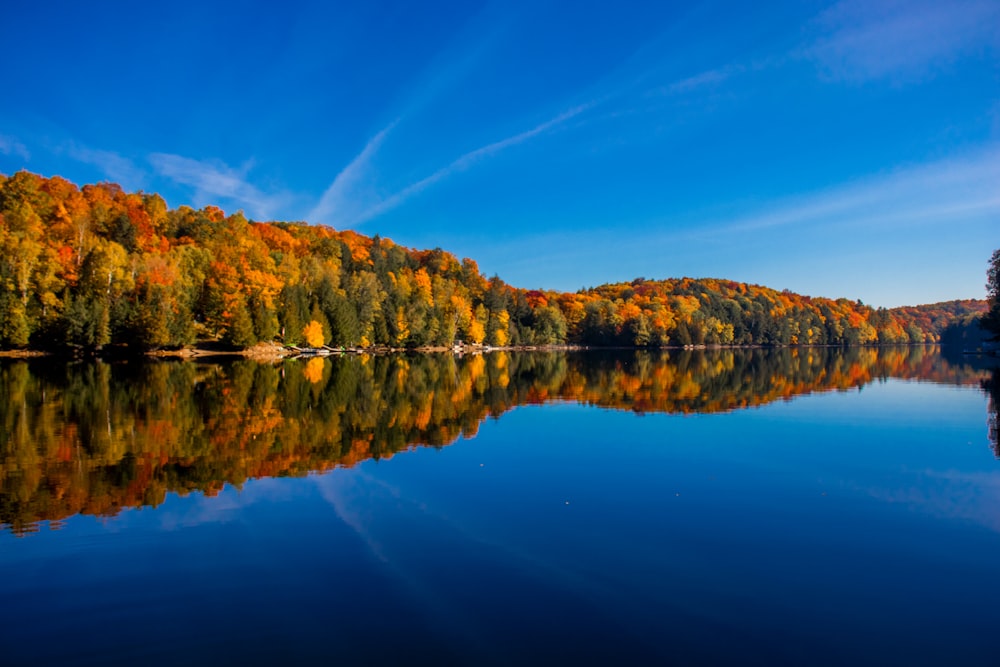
[148,153,295,220]
[806,0,1000,83]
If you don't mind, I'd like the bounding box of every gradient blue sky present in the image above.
[1,1,998,306]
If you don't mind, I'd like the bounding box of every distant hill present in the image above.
[0,170,984,350]
[889,300,988,339]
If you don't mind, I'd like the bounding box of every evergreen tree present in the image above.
[223,298,256,348]
[983,249,1000,339]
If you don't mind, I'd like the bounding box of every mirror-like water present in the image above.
[1,347,998,665]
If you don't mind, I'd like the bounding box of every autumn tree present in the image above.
[302,320,325,348]
[983,248,1000,339]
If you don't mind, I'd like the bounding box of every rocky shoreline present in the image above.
[0,340,959,363]
[149,342,590,361]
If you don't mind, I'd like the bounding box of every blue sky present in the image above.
[1,0,998,307]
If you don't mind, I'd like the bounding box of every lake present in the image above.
[1,347,998,666]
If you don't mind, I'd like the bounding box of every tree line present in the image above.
[0,170,986,351]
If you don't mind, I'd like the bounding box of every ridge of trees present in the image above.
[0,170,985,351]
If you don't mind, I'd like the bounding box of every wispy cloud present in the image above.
[307,12,749,229]
[148,153,292,220]
[663,64,746,95]
[474,148,1000,297]
[806,0,1000,83]
[307,6,512,228]
[307,121,397,226]
[0,134,30,161]
[66,143,145,189]
[698,145,1000,237]
[341,103,594,227]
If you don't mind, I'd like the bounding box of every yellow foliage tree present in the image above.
[302,320,325,348]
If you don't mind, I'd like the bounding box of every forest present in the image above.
[0,170,987,351]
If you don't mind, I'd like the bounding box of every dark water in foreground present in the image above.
[1,347,998,666]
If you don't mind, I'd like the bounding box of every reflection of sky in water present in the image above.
[1,376,997,665]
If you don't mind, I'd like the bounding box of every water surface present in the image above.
[1,348,997,665]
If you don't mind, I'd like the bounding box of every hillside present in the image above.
[0,170,985,351]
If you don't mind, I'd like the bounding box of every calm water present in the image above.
[1,347,998,666]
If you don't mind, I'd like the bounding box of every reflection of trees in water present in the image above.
[0,347,990,535]
[984,370,1000,459]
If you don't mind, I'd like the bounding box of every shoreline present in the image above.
[152,342,593,361]
[0,341,954,362]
